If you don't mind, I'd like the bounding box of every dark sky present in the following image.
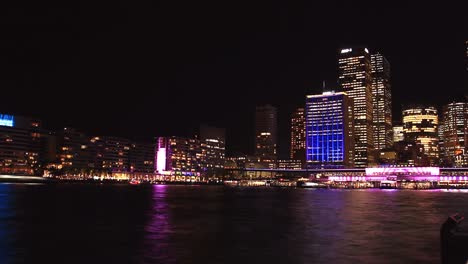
[1,1,467,158]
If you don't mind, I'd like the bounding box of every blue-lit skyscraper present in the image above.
[306,92,354,168]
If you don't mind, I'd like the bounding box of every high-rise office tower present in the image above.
[255,105,277,161]
[338,47,374,167]
[371,52,393,150]
[402,106,439,165]
[305,91,354,168]
[442,102,468,167]
[290,107,306,164]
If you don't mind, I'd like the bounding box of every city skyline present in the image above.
[0,2,467,158]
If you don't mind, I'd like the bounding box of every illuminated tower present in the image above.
[402,106,439,165]
[255,105,277,161]
[338,47,374,167]
[371,52,393,150]
[290,107,305,164]
[442,102,468,167]
[305,91,354,168]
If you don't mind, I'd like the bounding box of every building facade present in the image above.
[0,114,42,175]
[155,136,202,175]
[402,106,439,165]
[92,136,132,173]
[129,142,155,173]
[290,107,306,165]
[371,52,393,150]
[338,47,374,167]
[305,92,354,168]
[200,125,226,176]
[442,102,468,167]
[393,125,404,143]
[255,105,277,163]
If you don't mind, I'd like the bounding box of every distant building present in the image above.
[200,125,226,176]
[338,47,374,167]
[277,160,302,170]
[56,127,93,172]
[155,136,202,176]
[290,107,306,166]
[402,106,439,165]
[129,142,154,173]
[305,91,354,168]
[0,114,42,175]
[442,102,468,167]
[92,136,132,173]
[371,52,393,150]
[255,105,277,163]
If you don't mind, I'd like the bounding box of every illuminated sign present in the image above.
[341,48,352,54]
[364,48,369,53]
[0,114,14,127]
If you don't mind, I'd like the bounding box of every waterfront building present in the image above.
[338,47,374,167]
[92,136,132,173]
[305,91,354,168]
[277,159,302,170]
[290,107,306,166]
[56,127,93,172]
[442,102,468,167]
[200,125,226,176]
[155,136,202,176]
[255,105,278,163]
[402,106,439,165]
[0,114,42,175]
[129,142,155,173]
[371,52,393,150]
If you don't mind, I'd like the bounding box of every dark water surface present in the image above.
[1,183,467,264]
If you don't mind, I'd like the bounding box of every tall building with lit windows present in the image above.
[442,102,468,167]
[290,107,305,164]
[255,105,277,162]
[371,52,392,150]
[338,47,374,167]
[305,91,354,168]
[402,106,439,165]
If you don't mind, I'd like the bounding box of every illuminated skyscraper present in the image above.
[402,106,439,165]
[255,105,277,161]
[442,102,468,166]
[305,91,354,168]
[371,52,393,150]
[290,107,305,164]
[338,47,374,167]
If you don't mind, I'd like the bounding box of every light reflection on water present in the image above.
[1,184,468,264]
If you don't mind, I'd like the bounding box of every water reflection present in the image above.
[0,184,14,263]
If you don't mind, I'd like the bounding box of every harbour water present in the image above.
[1,183,467,263]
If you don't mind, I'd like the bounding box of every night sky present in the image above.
[1,2,467,158]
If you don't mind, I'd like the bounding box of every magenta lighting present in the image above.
[156,148,166,173]
[365,167,440,176]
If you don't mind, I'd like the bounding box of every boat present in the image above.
[129,179,141,185]
[296,181,328,188]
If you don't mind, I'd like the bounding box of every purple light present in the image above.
[157,148,166,173]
